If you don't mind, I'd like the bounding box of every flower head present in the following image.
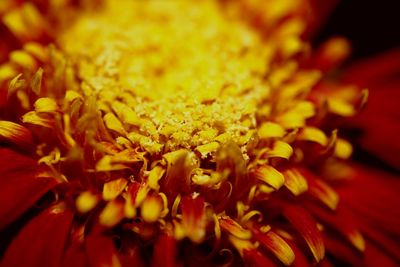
[0,1,399,267]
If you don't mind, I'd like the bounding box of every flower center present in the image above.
[57,0,273,154]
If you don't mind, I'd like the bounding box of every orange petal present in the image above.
[103,178,128,201]
[1,204,73,267]
[283,169,308,196]
[0,120,34,149]
[255,230,295,266]
[301,169,339,210]
[219,216,252,240]
[283,204,325,262]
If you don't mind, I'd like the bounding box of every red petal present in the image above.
[304,37,351,72]
[0,147,36,173]
[181,194,206,243]
[243,249,276,267]
[305,202,365,252]
[322,233,363,266]
[336,164,400,261]
[62,243,89,267]
[151,234,181,267]
[85,235,122,267]
[352,85,400,168]
[254,230,295,266]
[284,239,312,267]
[1,204,73,267]
[337,164,400,236]
[283,204,325,262]
[341,50,400,168]
[364,241,399,267]
[118,232,146,267]
[342,49,400,87]
[0,148,57,228]
[161,150,196,199]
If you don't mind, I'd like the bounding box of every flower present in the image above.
[0,1,399,267]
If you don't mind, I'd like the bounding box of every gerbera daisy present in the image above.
[0,1,399,267]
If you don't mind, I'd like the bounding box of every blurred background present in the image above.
[315,0,400,60]
[315,0,400,173]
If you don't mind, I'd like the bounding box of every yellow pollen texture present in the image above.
[58,0,273,154]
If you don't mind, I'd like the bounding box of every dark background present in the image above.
[315,0,400,60]
[315,0,400,174]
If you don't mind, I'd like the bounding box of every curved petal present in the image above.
[1,204,73,267]
[0,148,57,229]
[336,164,400,261]
[282,204,325,262]
[342,50,400,168]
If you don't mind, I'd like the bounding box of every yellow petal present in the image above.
[141,195,163,223]
[147,165,165,190]
[10,50,37,70]
[103,178,128,201]
[219,216,252,240]
[195,141,220,158]
[327,98,355,116]
[103,112,127,136]
[267,140,293,160]
[22,111,53,128]
[30,67,43,95]
[111,101,141,126]
[0,64,17,82]
[76,191,99,213]
[348,230,366,252]
[0,120,33,148]
[34,97,59,113]
[23,42,48,62]
[335,138,353,159]
[258,122,285,139]
[297,127,328,146]
[99,200,124,227]
[257,230,295,266]
[283,169,308,195]
[253,166,285,189]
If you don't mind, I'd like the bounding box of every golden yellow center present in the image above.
[58,0,274,154]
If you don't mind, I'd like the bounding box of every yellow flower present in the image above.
[0,1,399,267]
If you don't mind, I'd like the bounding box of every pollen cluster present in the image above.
[58,0,274,154]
